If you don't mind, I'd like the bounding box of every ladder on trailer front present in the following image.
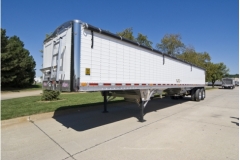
[49,37,65,90]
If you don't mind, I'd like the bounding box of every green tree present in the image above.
[225,74,239,78]
[136,33,153,48]
[206,62,229,88]
[1,29,8,53]
[116,28,153,48]
[116,27,135,41]
[1,29,36,87]
[176,47,211,68]
[156,34,185,55]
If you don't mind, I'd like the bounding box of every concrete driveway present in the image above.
[2,88,239,160]
[1,90,42,100]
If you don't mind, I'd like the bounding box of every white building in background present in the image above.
[34,77,42,83]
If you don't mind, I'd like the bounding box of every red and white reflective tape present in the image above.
[80,83,205,87]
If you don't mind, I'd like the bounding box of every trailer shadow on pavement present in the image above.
[52,96,191,132]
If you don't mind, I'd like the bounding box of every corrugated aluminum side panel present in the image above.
[43,41,53,69]
[80,27,205,89]
[64,27,72,81]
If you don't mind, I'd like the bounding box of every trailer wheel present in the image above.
[195,89,201,102]
[200,88,205,100]
[191,89,196,101]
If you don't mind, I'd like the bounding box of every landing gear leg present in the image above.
[103,91,108,113]
[139,100,146,122]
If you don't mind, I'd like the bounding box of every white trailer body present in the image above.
[42,20,205,91]
[41,20,206,121]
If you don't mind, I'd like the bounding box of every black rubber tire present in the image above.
[195,89,201,102]
[200,88,205,100]
[191,89,196,101]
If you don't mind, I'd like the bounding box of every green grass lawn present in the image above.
[1,92,124,120]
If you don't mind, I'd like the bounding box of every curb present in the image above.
[1,112,54,127]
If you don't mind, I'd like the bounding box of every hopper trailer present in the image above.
[41,20,206,121]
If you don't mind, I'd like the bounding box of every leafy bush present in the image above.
[41,90,60,101]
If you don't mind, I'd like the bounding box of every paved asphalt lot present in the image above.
[2,88,239,160]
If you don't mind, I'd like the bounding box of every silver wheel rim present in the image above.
[199,91,202,100]
[202,91,205,98]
